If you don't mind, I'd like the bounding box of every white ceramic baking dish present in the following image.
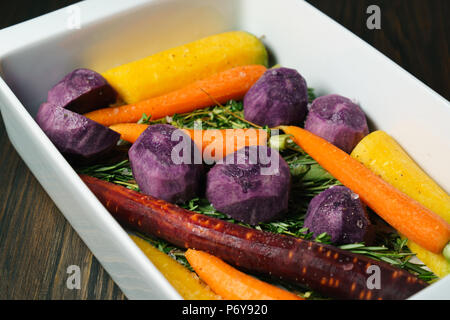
[0,0,448,300]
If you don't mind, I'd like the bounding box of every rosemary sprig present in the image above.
[338,241,437,282]
[77,159,139,191]
[139,100,256,130]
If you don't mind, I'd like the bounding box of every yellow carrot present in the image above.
[407,241,450,278]
[130,235,221,300]
[102,31,268,104]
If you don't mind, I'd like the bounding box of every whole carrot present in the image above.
[185,249,303,300]
[85,65,267,126]
[281,125,450,256]
[109,124,268,162]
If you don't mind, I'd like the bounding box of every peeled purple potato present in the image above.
[47,68,117,114]
[304,186,371,244]
[243,67,308,127]
[206,145,291,225]
[304,94,369,153]
[36,102,120,163]
[128,124,204,204]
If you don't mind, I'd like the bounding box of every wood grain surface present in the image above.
[0,0,448,300]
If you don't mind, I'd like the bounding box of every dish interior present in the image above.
[0,0,448,299]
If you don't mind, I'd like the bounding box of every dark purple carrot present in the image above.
[80,174,427,300]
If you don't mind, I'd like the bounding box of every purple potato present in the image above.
[36,102,120,163]
[304,185,371,244]
[304,94,369,153]
[47,68,117,114]
[206,145,291,225]
[128,124,204,204]
[243,67,309,127]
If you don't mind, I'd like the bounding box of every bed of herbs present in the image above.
[77,90,437,299]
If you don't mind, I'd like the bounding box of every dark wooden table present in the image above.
[0,0,448,300]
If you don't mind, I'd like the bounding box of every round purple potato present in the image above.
[206,145,291,225]
[128,124,204,204]
[36,102,120,163]
[243,67,309,127]
[47,68,117,114]
[304,185,371,245]
[304,94,369,153]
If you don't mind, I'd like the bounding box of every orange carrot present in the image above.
[280,125,450,255]
[85,65,267,126]
[185,249,304,300]
[109,123,149,144]
[109,123,268,162]
[183,128,268,162]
